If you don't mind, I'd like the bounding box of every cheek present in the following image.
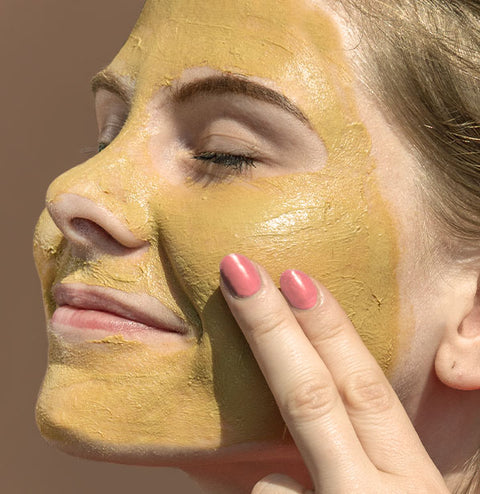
[159,168,402,375]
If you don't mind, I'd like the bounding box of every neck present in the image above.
[184,450,312,494]
[181,374,480,494]
[408,372,480,493]
[185,446,479,494]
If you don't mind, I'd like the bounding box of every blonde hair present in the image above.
[452,449,480,494]
[340,0,480,260]
[337,1,480,490]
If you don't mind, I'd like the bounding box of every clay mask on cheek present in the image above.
[119,0,401,366]
[34,0,402,459]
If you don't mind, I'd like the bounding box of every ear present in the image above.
[435,278,480,390]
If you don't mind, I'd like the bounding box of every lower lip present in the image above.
[50,306,187,345]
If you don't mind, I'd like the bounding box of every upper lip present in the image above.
[52,283,191,336]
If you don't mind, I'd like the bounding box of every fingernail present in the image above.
[220,254,262,298]
[280,270,318,310]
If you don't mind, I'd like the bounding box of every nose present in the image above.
[47,193,148,254]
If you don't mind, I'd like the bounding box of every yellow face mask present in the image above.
[34,0,401,460]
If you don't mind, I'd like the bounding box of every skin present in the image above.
[34,0,480,492]
[217,256,449,493]
[35,0,401,454]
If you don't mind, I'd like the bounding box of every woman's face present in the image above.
[34,0,428,463]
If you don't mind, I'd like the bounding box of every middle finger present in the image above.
[279,269,430,475]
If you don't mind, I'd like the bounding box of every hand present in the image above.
[219,254,449,493]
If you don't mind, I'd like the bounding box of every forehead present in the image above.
[111,0,340,79]
[108,0,367,165]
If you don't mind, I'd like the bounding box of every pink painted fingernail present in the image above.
[220,254,262,298]
[280,270,318,310]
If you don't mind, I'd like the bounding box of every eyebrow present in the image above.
[172,75,309,124]
[91,70,133,104]
[91,70,309,125]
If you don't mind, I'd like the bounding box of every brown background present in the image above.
[1,1,202,492]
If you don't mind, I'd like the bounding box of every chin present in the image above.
[37,414,298,469]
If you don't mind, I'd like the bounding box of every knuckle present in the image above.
[283,374,337,423]
[307,297,350,343]
[309,318,346,347]
[342,369,394,414]
[253,311,292,340]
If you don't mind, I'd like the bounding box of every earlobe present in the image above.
[435,285,480,391]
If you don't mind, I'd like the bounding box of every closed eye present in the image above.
[94,89,130,154]
[192,151,256,171]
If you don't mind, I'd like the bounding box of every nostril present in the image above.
[70,218,119,246]
[46,193,148,252]
[68,217,139,255]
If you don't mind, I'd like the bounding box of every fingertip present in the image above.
[253,473,311,494]
[219,253,262,298]
[280,269,320,311]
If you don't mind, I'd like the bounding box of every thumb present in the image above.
[252,473,314,494]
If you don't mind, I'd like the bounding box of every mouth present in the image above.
[50,283,194,346]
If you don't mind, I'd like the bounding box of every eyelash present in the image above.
[97,142,108,153]
[192,151,256,172]
[97,145,257,177]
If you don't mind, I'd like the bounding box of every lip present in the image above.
[50,283,193,345]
